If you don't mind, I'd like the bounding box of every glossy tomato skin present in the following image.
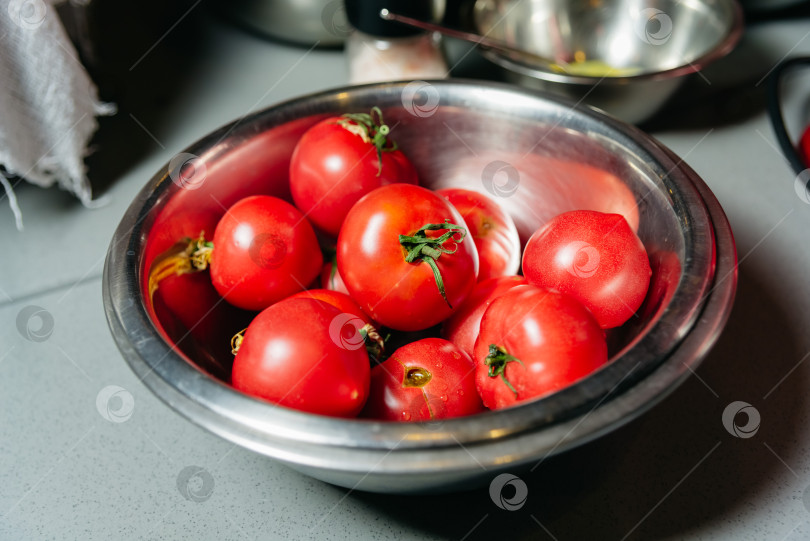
[289,117,419,237]
[441,275,527,357]
[337,184,479,331]
[209,195,322,311]
[522,210,651,329]
[474,285,608,410]
[288,289,370,323]
[232,298,370,417]
[436,188,521,281]
[362,338,485,421]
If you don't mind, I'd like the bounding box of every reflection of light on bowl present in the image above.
[104,81,737,494]
[474,0,744,123]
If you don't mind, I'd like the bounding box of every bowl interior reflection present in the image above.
[144,93,700,394]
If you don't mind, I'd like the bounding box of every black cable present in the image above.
[766,56,810,175]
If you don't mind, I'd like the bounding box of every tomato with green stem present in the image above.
[290,107,419,237]
[362,338,485,421]
[474,284,607,410]
[337,184,479,331]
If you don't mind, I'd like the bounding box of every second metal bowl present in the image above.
[473,0,744,123]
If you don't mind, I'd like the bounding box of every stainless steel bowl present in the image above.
[473,0,744,124]
[217,0,351,47]
[103,80,736,493]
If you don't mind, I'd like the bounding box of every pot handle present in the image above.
[766,56,810,175]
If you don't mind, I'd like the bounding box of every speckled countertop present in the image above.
[2,5,810,540]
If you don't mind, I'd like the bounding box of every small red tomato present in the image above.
[320,259,350,295]
[362,338,485,421]
[290,108,419,237]
[337,184,479,331]
[474,285,608,410]
[209,195,323,311]
[436,188,521,281]
[441,275,527,357]
[522,210,651,329]
[232,297,370,417]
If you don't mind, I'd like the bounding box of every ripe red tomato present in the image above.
[474,285,607,410]
[209,195,322,311]
[441,275,527,357]
[320,259,350,295]
[362,338,485,421]
[231,297,370,417]
[337,184,479,331]
[436,188,521,281]
[522,210,651,329]
[289,108,419,237]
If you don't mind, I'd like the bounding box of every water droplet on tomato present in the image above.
[402,412,411,421]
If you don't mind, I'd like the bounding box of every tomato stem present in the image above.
[402,366,432,388]
[360,323,386,363]
[399,220,467,308]
[485,344,523,397]
[147,231,213,298]
[231,328,247,355]
[338,106,398,177]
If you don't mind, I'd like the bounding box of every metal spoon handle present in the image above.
[378,8,566,72]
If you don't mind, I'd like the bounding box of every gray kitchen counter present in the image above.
[3,6,810,540]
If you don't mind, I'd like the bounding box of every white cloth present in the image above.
[0,0,114,229]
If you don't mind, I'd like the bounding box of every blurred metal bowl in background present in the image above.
[473,0,744,123]
[103,80,736,493]
[216,0,352,47]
